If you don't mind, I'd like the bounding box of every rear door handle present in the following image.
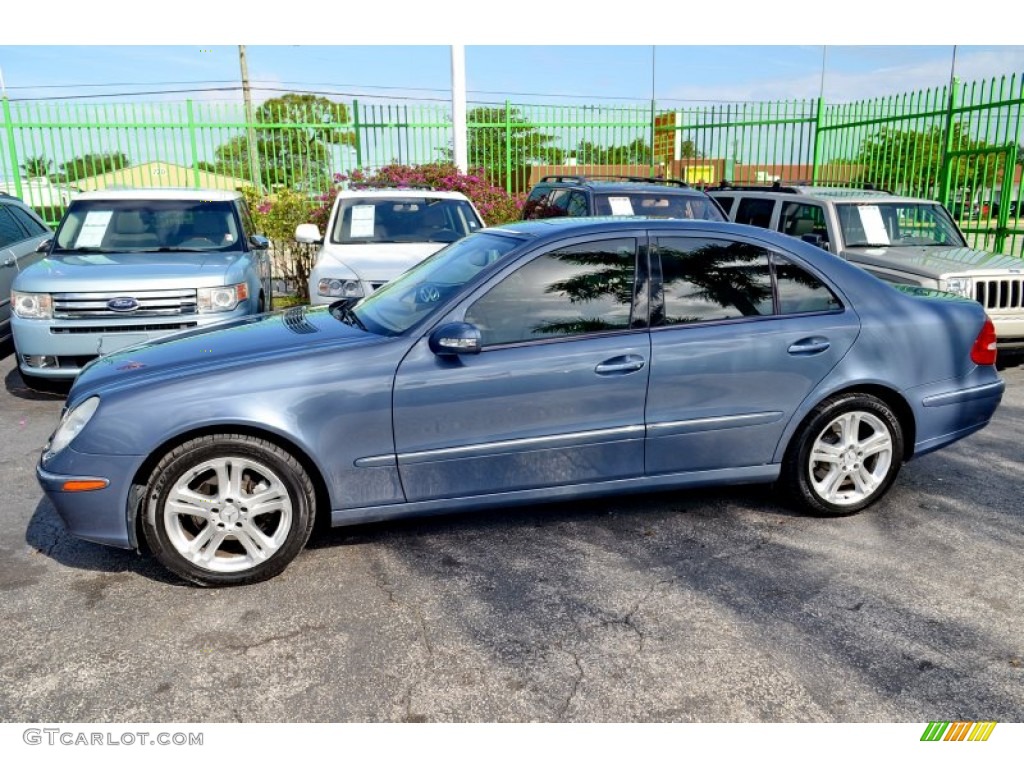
[595,355,646,375]
[788,337,831,355]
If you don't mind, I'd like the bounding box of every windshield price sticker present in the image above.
[608,196,635,216]
[75,210,114,248]
[350,205,376,238]
[857,205,891,245]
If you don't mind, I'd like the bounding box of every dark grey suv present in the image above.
[0,192,52,345]
[522,175,726,222]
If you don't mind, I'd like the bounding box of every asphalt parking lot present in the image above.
[0,344,1021,723]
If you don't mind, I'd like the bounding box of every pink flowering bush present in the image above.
[311,163,524,231]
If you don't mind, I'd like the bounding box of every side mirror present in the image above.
[429,322,482,357]
[249,234,270,250]
[801,233,829,252]
[295,223,322,244]
[36,238,53,253]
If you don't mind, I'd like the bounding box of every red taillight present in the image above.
[970,317,998,365]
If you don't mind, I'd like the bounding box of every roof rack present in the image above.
[714,180,894,195]
[538,174,690,188]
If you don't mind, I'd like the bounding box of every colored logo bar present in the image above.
[921,721,997,741]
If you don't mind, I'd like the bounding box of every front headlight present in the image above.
[12,291,53,319]
[943,277,974,298]
[44,396,100,461]
[198,283,249,313]
[318,278,364,299]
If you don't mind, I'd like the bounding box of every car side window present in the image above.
[522,188,550,220]
[465,238,637,347]
[7,205,48,237]
[773,254,842,314]
[778,202,829,245]
[0,205,26,248]
[656,237,773,325]
[238,199,257,239]
[734,198,775,228]
[712,194,736,216]
[566,192,588,217]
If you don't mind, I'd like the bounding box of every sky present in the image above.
[3,1,1024,108]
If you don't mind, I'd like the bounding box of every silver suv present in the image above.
[11,189,272,388]
[709,184,1024,351]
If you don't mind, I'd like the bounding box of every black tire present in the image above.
[142,434,316,587]
[782,393,904,517]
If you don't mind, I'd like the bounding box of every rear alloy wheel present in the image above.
[783,393,904,517]
[142,435,316,586]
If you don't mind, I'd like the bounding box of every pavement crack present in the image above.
[557,652,585,721]
[223,623,327,655]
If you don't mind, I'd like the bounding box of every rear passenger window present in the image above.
[735,198,775,228]
[8,205,48,237]
[0,206,26,248]
[657,237,773,324]
[656,238,842,325]
[774,255,842,314]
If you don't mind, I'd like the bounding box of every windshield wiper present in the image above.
[845,242,891,248]
[52,247,106,254]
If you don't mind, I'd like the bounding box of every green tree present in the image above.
[58,152,130,182]
[467,106,564,193]
[20,156,52,179]
[210,94,356,191]
[854,122,999,199]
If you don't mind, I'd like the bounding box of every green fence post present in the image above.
[352,100,362,169]
[938,78,960,207]
[2,96,23,199]
[504,100,512,194]
[811,96,825,184]
[186,99,200,188]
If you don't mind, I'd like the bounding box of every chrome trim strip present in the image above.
[647,411,784,437]
[353,455,397,468]
[921,381,1005,407]
[395,425,645,465]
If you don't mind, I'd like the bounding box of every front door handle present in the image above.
[595,355,646,375]
[788,337,831,355]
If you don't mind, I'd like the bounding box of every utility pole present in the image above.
[239,45,262,192]
[451,45,468,174]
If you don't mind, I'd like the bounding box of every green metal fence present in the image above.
[2,71,1023,254]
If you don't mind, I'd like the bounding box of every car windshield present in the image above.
[593,192,725,221]
[836,202,966,248]
[343,231,524,335]
[330,196,483,245]
[53,199,242,253]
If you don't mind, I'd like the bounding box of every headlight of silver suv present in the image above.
[318,278,364,299]
[943,277,974,299]
[44,396,100,461]
[197,283,248,313]
[12,291,53,319]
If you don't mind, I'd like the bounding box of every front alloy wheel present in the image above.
[143,435,316,586]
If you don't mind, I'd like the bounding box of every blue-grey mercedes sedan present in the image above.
[36,218,1005,586]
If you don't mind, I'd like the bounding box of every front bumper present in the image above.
[37,449,144,549]
[12,307,252,380]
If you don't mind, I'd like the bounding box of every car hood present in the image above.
[69,305,380,399]
[842,245,1024,277]
[13,250,245,292]
[315,242,445,280]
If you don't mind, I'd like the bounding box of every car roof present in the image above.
[334,188,471,200]
[534,177,702,195]
[71,188,242,202]
[709,185,940,205]
[486,216,776,241]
